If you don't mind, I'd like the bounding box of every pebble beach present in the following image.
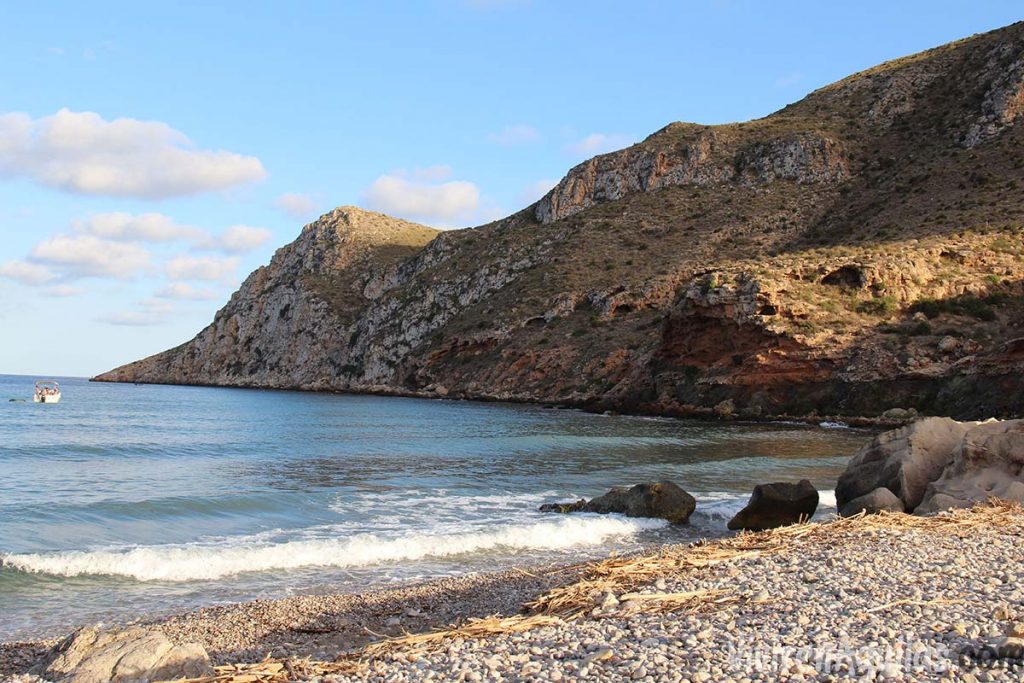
[5,503,1023,682]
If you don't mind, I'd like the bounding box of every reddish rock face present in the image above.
[95,24,1024,421]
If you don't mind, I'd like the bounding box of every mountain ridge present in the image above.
[96,22,1024,420]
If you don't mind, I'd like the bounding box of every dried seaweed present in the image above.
[172,500,1023,682]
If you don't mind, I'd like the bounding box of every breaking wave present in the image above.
[1,514,666,582]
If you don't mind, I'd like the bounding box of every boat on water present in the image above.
[33,380,61,404]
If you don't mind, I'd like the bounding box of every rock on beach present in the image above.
[836,417,1024,516]
[727,479,819,531]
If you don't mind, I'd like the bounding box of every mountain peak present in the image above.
[303,206,440,247]
[96,23,1024,420]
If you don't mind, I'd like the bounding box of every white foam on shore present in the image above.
[1,515,666,582]
[691,492,750,520]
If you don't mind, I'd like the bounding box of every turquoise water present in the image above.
[0,374,869,641]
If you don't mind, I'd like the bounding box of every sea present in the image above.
[0,374,870,641]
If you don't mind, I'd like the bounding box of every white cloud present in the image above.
[0,108,267,199]
[0,260,56,285]
[98,298,175,326]
[194,225,272,254]
[363,169,480,225]
[75,212,203,243]
[30,234,150,279]
[519,178,558,205]
[41,284,82,297]
[97,311,163,326]
[165,254,239,281]
[275,192,318,219]
[488,124,541,146]
[75,212,269,253]
[156,282,220,301]
[97,310,167,326]
[565,132,635,157]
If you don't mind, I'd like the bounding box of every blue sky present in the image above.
[1,1,1021,377]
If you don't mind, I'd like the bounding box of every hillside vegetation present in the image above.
[96,22,1024,420]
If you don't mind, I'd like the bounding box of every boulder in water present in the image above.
[539,482,696,524]
[538,499,586,513]
[31,625,212,683]
[727,480,819,531]
[839,486,905,517]
[917,419,1024,514]
[583,481,696,524]
[835,417,976,512]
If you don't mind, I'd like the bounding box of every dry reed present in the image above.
[172,501,1022,682]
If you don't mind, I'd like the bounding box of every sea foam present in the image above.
[1,514,666,582]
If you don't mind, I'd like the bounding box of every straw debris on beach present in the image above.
[156,501,1024,682]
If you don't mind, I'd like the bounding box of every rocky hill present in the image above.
[96,23,1024,420]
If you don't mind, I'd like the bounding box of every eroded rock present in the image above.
[31,625,212,683]
[917,419,1024,514]
[838,486,905,517]
[835,417,977,512]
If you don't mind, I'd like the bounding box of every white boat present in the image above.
[33,380,61,404]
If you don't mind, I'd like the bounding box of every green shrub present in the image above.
[910,299,942,319]
[910,295,998,321]
[909,321,932,336]
[856,296,898,316]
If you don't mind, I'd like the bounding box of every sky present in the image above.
[1,1,1021,377]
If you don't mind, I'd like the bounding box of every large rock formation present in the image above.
[96,23,1024,421]
[836,418,1024,515]
[835,417,976,512]
[917,419,1024,513]
[95,208,439,390]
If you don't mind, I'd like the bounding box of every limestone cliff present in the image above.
[96,22,1024,420]
[96,208,439,389]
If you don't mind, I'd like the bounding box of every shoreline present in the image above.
[87,376,904,429]
[6,503,1023,681]
[0,558,595,679]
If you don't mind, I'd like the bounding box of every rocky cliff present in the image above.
[96,23,1024,420]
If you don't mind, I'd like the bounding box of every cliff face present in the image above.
[96,23,1024,420]
[534,127,848,224]
[96,209,439,389]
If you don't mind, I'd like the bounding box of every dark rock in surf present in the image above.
[585,481,696,524]
[539,482,696,524]
[539,499,587,513]
[727,480,819,531]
